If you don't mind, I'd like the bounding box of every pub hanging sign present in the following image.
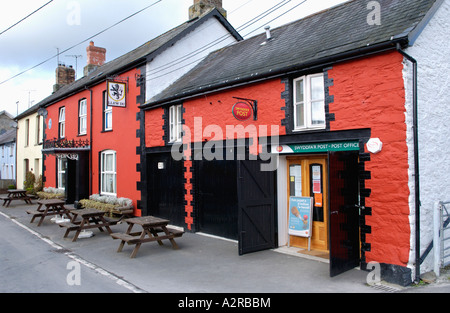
[107,81,127,108]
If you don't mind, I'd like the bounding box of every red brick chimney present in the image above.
[189,0,226,19]
[53,64,75,93]
[83,41,106,76]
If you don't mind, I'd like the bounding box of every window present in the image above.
[169,104,182,142]
[35,115,42,145]
[25,119,30,146]
[57,158,67,190]
[103,91,112,131]
[59,107,66,138]
[293,73,325,130]
[79,99,87,135]
[100,150,116,196]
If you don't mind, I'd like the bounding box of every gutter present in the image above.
[396,43,421,284]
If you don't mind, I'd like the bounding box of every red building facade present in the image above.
[43,65,143,215]
[140,0,446,283]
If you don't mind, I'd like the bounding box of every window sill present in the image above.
[292,126,326,132]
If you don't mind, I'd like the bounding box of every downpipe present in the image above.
[396,44,421,283]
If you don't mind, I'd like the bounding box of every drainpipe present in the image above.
[85,86,93,196]
[396,43,420,283]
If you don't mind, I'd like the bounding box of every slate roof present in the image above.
[37,8,241,108]
[0,129,16,145]
[144,0,442,107]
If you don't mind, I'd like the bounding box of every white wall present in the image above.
[16,112,44,189]
[146,17,238,101]
[403,0,450,274]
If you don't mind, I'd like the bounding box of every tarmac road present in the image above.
[1,200,449,296]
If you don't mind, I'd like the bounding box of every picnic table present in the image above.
[59,208,119,242]
[1,189,32,207]
[26,199,71,226]
[110,216,184,258]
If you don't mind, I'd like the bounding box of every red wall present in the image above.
[44,68,142,216]
[145,79,287,229]
[328,51,410,267]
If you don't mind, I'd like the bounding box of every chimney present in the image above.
[53,63,75,93]
[83,41,106,76]
[189,0,227,19]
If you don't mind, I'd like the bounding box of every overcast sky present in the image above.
[0,0,348,116]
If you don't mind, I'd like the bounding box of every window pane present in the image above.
[104,153,113,171]
[310,76,324,101]
[311,100,325,125]
[105,112,112,129]
[289,165,302,197]
[295,103,305,128]
[59,107,65,121]
[295,79,304,103]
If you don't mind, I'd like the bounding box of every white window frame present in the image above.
[104,92,112,131]
[100,150,117,196]
[169,104,182,143]
[59,107,66,138]
[293,73,326,131]
[57,158,67,190]
[79,99,87,135]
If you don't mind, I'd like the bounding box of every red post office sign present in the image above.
[232,102,253,121]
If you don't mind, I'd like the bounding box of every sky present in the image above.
[0,0,348,117]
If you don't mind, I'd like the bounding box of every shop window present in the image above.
[293,73,325,131]
[59,107,66,138]
[169,104,182,143]
[79,99,87,135]
[100,150,116,196]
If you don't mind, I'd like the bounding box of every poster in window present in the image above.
[107,81,126,107]
[288,196,313,238]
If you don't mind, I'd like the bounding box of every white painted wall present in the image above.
[403,0,450,275]
[146,17,238,101]
[16,112,44,189]
[277,156,288,246]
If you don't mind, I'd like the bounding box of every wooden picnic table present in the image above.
[1,189,32,207]
[59,208,118,242]
[26,199,71,227]
[110,216,184,258]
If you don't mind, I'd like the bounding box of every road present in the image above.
[1,203,450,296]
[0,212,139,293]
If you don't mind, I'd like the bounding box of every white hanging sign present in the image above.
[107,81,127,107]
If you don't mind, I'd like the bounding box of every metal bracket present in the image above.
[233,97,257,121]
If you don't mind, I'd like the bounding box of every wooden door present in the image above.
[238,159,276,255]
[287,156,328,251]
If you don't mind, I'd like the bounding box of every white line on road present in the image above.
[0,211,146,293]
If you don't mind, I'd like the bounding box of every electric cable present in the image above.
[145,0,294,80]
[0,0,54,36]
[146,0,309,82]
[0,0,162,86]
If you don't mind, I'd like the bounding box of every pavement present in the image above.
[1,199,449,294]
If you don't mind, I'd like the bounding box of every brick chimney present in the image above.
[189,0,227,19]
[83,41,106,76]
[53,64,75,93]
